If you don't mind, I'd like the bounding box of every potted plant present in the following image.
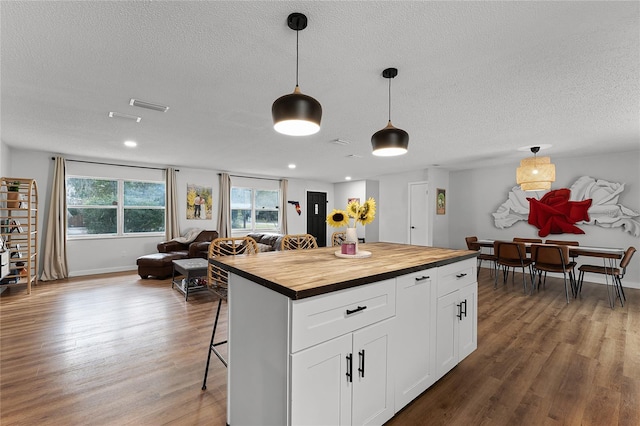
[6,181,20,209]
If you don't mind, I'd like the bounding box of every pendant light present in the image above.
[516,146,556,191]
[371,67,409,156]
[272,13,322,136]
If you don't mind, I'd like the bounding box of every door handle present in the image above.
[456,303,463,320]
[461,299,467,318]
[346,353,353,383]
[358,350,365,378]
[346,305,367,315]
[411,226,416,229]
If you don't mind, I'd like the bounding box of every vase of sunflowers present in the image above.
[327,198,376,255]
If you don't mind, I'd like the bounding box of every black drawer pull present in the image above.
[456,273,467,278]
[346,305,367,315]
[415,275,430,282]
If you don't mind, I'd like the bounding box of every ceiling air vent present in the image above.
[331,138,351,146]
[109,112,141,123]
[130,98,169,112]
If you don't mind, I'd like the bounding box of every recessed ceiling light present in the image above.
[124,140,137,148]
[109,112,141,123]
[288,164,296,169]
[345,176,352,181]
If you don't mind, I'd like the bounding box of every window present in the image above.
[67,177,165,237]
[231,187,280,232]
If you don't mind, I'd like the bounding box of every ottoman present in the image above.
[137,252,187,279]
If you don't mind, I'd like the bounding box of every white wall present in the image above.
[378,169,427,244]
[449,149,640,288]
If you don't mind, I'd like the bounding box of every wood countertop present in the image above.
[210,242,478,300]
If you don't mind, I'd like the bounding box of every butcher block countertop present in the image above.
[210,242,478,300]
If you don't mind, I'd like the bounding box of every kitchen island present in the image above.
[211,242,478,426]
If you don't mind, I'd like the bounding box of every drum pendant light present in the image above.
[516,146,556,191]
[272,13,322,136]
[371,67,409,156]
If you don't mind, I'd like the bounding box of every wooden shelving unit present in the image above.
[1,177,38,294]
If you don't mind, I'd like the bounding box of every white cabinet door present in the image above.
[458,282,477,362]
[291,333,352,426]
[435,290,459,379]
[352,318,394,426]
[395,271,436,409]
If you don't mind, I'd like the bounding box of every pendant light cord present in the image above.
[388,76,392,122]
[295,29,299,87]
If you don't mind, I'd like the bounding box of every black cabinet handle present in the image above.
[456,303,463,320]
[346,354,353,383]
[462,299,467,318]
[456,273,467,278]
[346,305,367,315]
[415,275,430,282]
[358,350,365,378]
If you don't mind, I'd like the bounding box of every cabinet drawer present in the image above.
[437,258,476,297]
[290,278,396,353]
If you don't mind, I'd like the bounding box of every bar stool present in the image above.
[202,236,259,390]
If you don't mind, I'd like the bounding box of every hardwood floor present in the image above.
[1,269,639,425]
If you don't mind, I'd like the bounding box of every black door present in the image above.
[306,191,327,247]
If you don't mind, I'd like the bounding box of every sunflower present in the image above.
[346,200,360,219]
[356,197,376,225]
[326,209,350,228]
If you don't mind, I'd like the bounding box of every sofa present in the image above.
[157,230,219,259]
[246,232,285,252]
[137,230,218,279]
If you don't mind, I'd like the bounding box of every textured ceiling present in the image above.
[1,1,638,183]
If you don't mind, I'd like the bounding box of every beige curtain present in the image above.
[41,156,69,281]
[217,173,231,237]
[280,179,288,234]
[165,168,180,240]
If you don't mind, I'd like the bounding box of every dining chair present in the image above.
[513,238,543,243]
[494,241,533,293]
[530,243,577,304]
[281,233,319,250]
[545,239,580,261]
[465,236,497,278]
[203,236,259,390]
[331,231,346,247]
[577,246,636,308]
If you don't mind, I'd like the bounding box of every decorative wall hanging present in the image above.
[436,189,446,215]
[493,176,640,237]
[527,189,591,237]
[288,200,302,215]
[187,183,212,220]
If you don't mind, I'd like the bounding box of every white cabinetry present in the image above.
[435,259,477,379]
[394,270,437,409]
[291,318,394,426]
[226,255,477,426]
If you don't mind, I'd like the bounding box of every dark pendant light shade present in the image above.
[272,13,322,136]
[372,68,409,156]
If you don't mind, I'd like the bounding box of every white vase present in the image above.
[346,227,358,253]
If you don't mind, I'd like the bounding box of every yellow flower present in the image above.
[346,200,360,218]
[356,198,376,225]
[326,209,350,228]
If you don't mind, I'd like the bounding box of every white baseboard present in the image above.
[68,265,137,278]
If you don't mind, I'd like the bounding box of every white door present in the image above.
[395,272,436,408]
[352,318,394,426]
[409,182,429,246]
[291,333,352,426]
[458,283,478,362]
[436,290,460,379]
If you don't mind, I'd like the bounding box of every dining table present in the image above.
[477,239,625,308]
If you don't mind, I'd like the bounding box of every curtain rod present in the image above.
[220,173,282,182]
[52,157,179,172]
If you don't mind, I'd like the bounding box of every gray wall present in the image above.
[449,149,640,288]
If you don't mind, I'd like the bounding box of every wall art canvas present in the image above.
[436,189,446,215]
[187,183,212,220]
[493,176,640,237]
